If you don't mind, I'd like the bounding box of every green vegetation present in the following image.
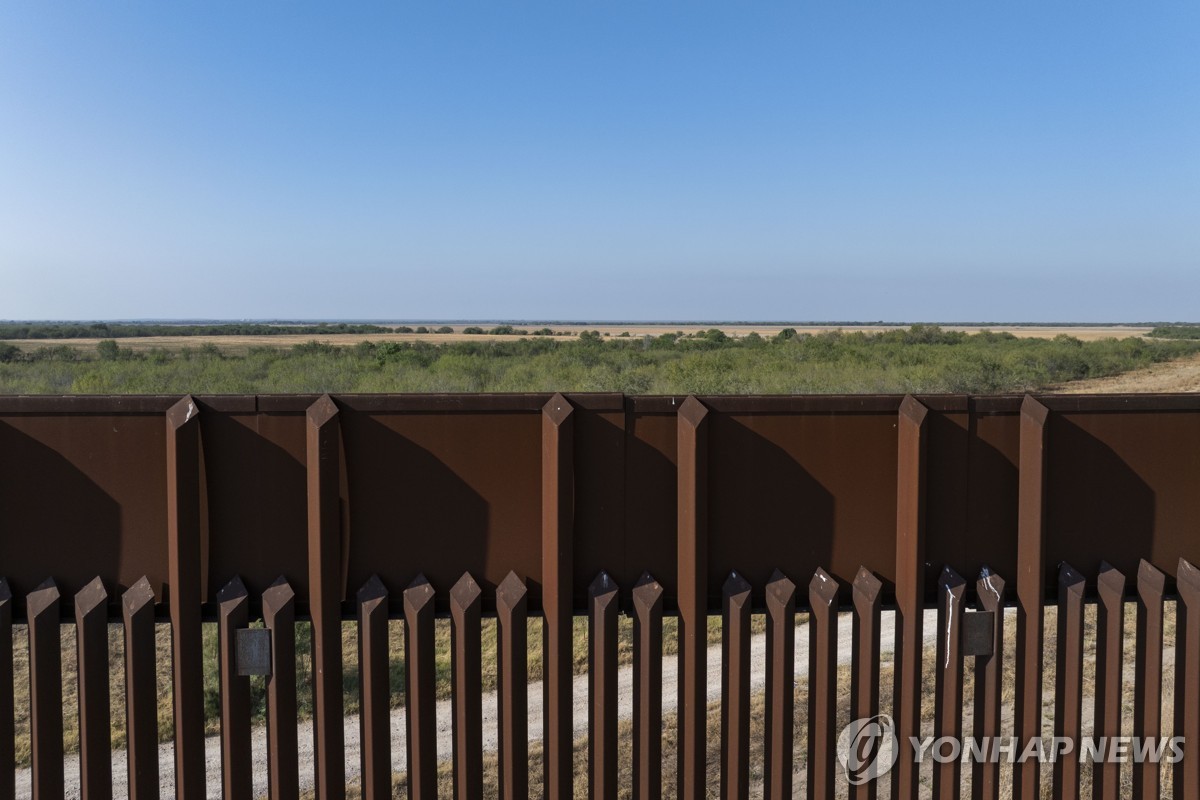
[0,322,406,339]
[0,326,1194,395]
[1148,325,1200,340]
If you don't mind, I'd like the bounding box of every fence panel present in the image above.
[1,392,1199,799]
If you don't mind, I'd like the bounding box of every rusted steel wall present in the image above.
[1,393,1197,616]
[1,392,1199,800]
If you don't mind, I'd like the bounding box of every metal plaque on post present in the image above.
[236,628,272,676]
[963,610,995,657]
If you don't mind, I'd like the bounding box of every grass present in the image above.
[1,326,1197,395]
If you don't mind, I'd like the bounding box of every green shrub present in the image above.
[96,340,122,361]
[0,327,1195,395]
[1148,325,1200,340]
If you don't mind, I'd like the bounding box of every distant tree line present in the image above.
[0,322,590,339]
[1147,326,1200,340]
[0,322,414,339]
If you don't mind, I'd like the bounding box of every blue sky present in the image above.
[1,2,1197,321]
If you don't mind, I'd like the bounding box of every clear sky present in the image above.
[1,2,1197,322]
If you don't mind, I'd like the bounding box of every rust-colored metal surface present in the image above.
[632,573,664,800]
[1053,564,1086,799]
[675,396,708,800]
[75,577,111,800]
[1014,397,1048,800]
[216,577,251,800]
[1132,560,1165,800]
[5,392,1199,613]
[261,578,297,800]
[3,392,1200,799]
[495,572,528,800]
[892,396,927,800]
[305,396,344,800]
[540,394,573,800]
[0,581,12,800]
[588,571,619,800]
[356,576,389,800]
[973,568,1005,800]
[719,571,751,800]
[450,573,483,800]
[27,580,62,800]
[850,567,881,800]
[1094,563,1125,800]
[933,567,966,800]
[807,568,839,800]
[763,570,795,800]
[165,398,205,800]
[403,574,437,800]
[1178,559,1200,800]
[120,579,157,800]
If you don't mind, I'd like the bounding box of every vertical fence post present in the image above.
[677,396,709,800]
[306,394,345,800]
[75,577,112,800]
[1015,396,1048,800]
[1132,560,1165,800]
[404,574,437,800]
[1094,563,1126,800]
[166,395,205,800]
[633,573,665,800]
[851,567,882,800]
[357,575,390,800]
[541,393,574,800]
[0,579,12,800]
[1176,558,1200,800]
[123,578,159,800]
[1053,563,1086,799]
[721,571,751,800]
[974,568,1006,800]
[496,572,529,800]
[451,573,484,800]
[27,579,62,800]
[217,576,251,800]
[933,567,966,800]
[893,395,928,800]
[764,570,796,800]
[262,578,298,800]
[589,572,619,800]
[808,568,839,800]
[122,578,158,800]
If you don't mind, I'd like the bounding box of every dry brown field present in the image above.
[1057,350,1200,393]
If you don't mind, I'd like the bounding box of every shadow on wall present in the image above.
[1047,416,1155,595]
[338,410,489,611]
[0,421,123,612]
[199,408,309,602]
[707,415,835,608]
[923,409,1022,600]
